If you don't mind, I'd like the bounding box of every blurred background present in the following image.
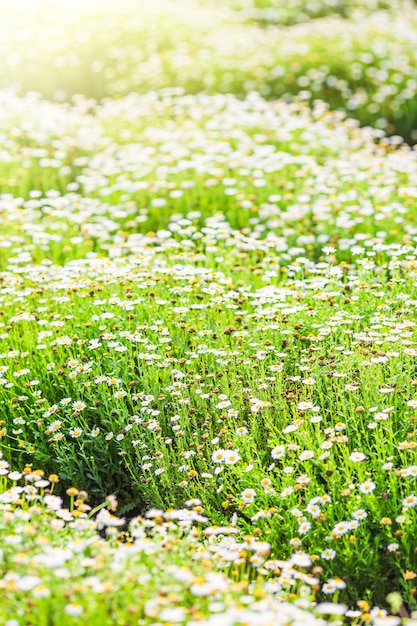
[1,0,417,142]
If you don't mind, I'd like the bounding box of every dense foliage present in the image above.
[1,1,417,624]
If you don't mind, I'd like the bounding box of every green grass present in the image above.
[2,1,417,620]
[1,92,417,614]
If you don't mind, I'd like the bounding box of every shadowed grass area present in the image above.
[216,0,414,26]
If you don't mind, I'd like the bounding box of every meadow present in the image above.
[2,0,417,140]
[1,1,417,625]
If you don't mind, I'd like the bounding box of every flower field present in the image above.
[1,1,417,625]
[2,0,417,140]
